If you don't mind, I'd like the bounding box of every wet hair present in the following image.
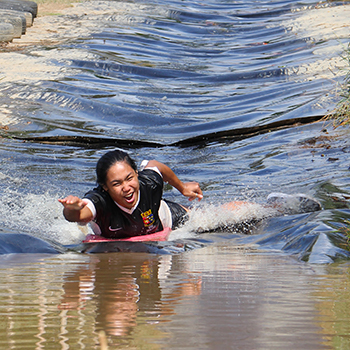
[96,150,137,186]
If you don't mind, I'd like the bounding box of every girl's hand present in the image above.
[59,196,93,223]
[181,182,203,201]
[58,195,88,211]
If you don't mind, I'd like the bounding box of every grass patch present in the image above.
[325,45,350,128]
[326,93,350,128]
[341,221,350,247]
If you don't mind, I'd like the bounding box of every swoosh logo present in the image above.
[108,226,123,232]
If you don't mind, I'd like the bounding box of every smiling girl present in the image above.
[59,150,203,238]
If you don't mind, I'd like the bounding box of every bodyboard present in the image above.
[82,227,171,243]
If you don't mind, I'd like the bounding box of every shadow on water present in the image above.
[12,115,324,148]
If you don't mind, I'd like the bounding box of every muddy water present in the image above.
[1,245,350,349]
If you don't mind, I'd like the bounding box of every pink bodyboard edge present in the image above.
[82,227,171,243]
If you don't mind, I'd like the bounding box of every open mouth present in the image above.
[124,193,135,204]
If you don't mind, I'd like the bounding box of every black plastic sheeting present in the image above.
[1,207,349,264]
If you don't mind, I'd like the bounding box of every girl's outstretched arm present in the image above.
[58,195,94,223]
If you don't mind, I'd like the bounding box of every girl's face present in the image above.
[103,161,140,209]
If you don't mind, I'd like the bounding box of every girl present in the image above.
[59,149,321,238]
[59,150,203,238]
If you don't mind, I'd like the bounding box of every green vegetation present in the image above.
[326,46,350,128]
[327,95,350,128]
[341,221,350,246]
[324,47,350,244]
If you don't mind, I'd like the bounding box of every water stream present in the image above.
[0,0,350,348]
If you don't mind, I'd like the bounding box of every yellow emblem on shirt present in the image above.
[141,209,155,227]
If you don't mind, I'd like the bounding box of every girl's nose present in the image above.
[122,182,130,192]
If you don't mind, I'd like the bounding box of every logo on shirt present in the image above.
[141,209,155,227]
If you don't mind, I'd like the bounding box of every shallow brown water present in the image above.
[1,245,350,349]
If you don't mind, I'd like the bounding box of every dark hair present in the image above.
[96,150,137,186]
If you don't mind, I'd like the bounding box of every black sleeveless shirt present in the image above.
[84,169,164,238]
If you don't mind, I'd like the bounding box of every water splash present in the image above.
[0,189,87,245]
[170,201,276,240]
